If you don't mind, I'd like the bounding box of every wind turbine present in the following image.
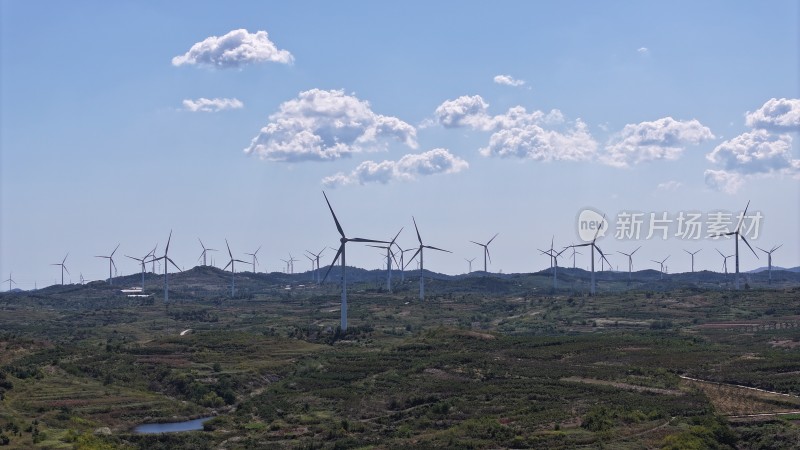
[470,233,498,273]
[716,249,733,275]
[95,244,120,285]
[223,239,248,298]
[51,253,69,285]
[651,256,670,280]
[569,245,582,269]
[465,257,475,273]
[304,254,316,281]
[126,247,155,290]
[244,246,261,273]
[712,200,758,290]
[684,249,702,273]
[540,244,567,289]
[394,246,416,282]
[197,239,217,266]
[404,217,451,301]
[147,231,181,302]
[3,272,15,291]
[756,244,782,284]
[305,248,325,284]
[618,246,641,284]
[368,228,403,293]
[567,217,611,296]
[280,258,290,273]
[320,191,388,331]
[288,254,299,274]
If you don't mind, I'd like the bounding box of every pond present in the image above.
[134,416,214,434]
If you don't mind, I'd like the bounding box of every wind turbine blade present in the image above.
[740,235,759,259]
[663,255,670,264]
[424,245,451,253]
[486,248,492,263]
[321,245,344,284]
[165,230,173,255]
[167,257,181,271]
[323,191,346,238]
[632,246,641,255]
[412,216,422,244]
[391,228,403,245]
[469,241,483,247]
[63,253,69,264]
[487,233,499,245]
[110,243,120,257]
[226,239,233,259]
[63,265,70,275]
[755,246,767,253]
[255,245,261,255]
[735,200,750,232]
[684,249,691,255]
[318,247,326,257]
[111,259,117,270]
[716,249,725,257]
[223,260,232,271]
[773,244,783,252]
[198,237,205,250]
[592,214,606,241]
[349,238,389,244]
[404,248,421,269]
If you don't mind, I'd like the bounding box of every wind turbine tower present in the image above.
[3,272,16,291]
[465,257,475,273]
[368,228,403,293]
[147,231,181,302]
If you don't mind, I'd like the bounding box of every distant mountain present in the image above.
[747,266,799,273]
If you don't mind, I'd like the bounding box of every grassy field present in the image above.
[0,269,799,449]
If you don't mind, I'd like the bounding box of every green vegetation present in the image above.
[0,270,798,448]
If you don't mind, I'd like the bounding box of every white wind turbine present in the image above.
[540,243,567,289]
[95,244,120,285]
[684,249,702,273]
[320,191,388,331]
[3,272,16,291]
[245,246,261,273]
[470,233,499,273]
[567,217,611,296]
[716,249,733,276]
[198,239,217,266]
[712,200,758,290]
[305,248,326,284]
[651,255,670,280]
[146,231,181,302]
[756,244,782,284]
[465,257,475,274]
[618,246,641,284]
[51,253,70,286]
[368,228,403,293]
[223,239,248,298]
[404,217,451,301]
[126,247,155,290]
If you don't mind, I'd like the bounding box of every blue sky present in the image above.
[2,1,798,288]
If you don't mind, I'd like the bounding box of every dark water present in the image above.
[133,416,213,434]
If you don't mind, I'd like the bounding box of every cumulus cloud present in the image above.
[172,29,293,68]
[434,95,597,161]
[182,97,243,112]
[493,74,526,87]
[703,130,800,193]
[322,148,468,187]
[745,98,800,132]
[244,89,417,162]
[601,117,714,168]
[656,180,682,191]
[637,47,649,55]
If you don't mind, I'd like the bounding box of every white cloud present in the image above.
[703,170,744,194]
[434,95,597,161]
[493,74,526,87]
[182,97,243,112]
[656,180,683,191]
[704,130,800,193]
[602,117,714,168]
[637,47,649,55]
[244,89,417,162]
[322,148,468,187]
[745,98,800,132]
[172,29,293,68]
[479,119,597,161]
